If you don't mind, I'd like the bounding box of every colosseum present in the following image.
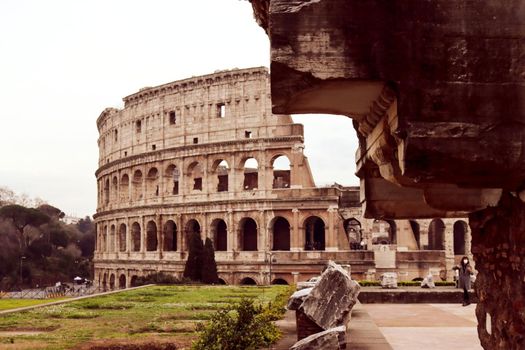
[94,67,472,289]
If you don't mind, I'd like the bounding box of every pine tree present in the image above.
[201,237,219,284]
[183,231,204,281]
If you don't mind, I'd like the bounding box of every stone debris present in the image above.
[380,272,398,289]
[290,326,346,350]
[288,287,313,310]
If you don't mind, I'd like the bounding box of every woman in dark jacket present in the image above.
[459,256,474,306]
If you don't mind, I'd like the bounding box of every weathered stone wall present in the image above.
[470,194,525,349]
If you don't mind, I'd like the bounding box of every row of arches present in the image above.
[97,215,326,253]
[100,155,292,205]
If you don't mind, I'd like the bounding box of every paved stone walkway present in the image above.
[268,303,482,349]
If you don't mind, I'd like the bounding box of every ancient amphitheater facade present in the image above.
[94,67,472,289]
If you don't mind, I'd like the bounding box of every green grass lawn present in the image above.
[0,285,289,350]
[0,298,67,311]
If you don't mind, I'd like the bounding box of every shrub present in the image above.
[201,238,219,284]
[192,298,281,350]
[133,272,180,286]
[184,231,204,281]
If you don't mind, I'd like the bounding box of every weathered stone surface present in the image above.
[299,261,360,330]
[470,193,525,349]
[288,287,312,311]
[380,272,398,289]
[290,325,346,350]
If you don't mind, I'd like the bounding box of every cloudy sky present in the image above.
[0,0,359,217]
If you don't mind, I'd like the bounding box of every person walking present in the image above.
[459,256,474,306]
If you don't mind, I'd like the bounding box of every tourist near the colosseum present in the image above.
[458,256,474,306]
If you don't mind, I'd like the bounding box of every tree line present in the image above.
[0,192,95,290]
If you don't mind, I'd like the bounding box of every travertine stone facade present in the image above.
[94,67,470,289]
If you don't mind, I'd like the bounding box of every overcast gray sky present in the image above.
[0,0,359,217]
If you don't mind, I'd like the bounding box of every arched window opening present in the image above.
[272,278,289,285]
[131,222,141,252]
[240,277,257,285]
[216,160,229,192]
[118,274,126,289]
[189,162,203,191]
[120,174,130,201]
[344,218,363,250]
[371,219,395,245]
[163,220,177,251]
[102,273,108,290]
[118,224,127,252]
[428,219,445,250]
[240,218,258,251]
[146,221,158,251]
[272,217,290,251]
[218,278,227,285]
[102,225,108,252]
[304,216,325,251]
[104,179,110,205]
[132,170,143,201]
[184,219,201,250]
[409,220,421,249]
[165,165,180,195]
[272,155,291,189]
[453,220,468,255]
[211,219,227,251]
[111,176,118,202]
[146,167,159,197]
[243,158,258,190]
[109,274,115,290]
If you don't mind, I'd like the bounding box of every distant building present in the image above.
[94,68,471,289]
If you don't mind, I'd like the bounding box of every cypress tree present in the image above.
[201,237,219,284]
[183,231,204,281]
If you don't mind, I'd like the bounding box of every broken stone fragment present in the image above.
[288,287,313,311]
[290,325,346,350]
[381,272,398,289]
[299,261,360,330]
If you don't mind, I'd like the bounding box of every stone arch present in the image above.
[165,164,180,195]
[130,275,139,287]
[217,278,227,285]
[102,225,108,252]
[428,219,445,250]
[131,222,141,252]
[132,170,143,201]
[120,174,130,201]
[210,218,227,251]
[371,219,395,244]
[118,223,127,252]
[146,167,159,197]
[146,220,158,251]
[163,220,177,251]
[184,219,201,250]
[272,278,289,285]
[188,162,203,191]
[304,216,325,251]
[240,277,257,285]
[102,272,108,290]
[271,216,290,251]
[213,159,230,192]
[104,178,110,205]
[109,273,116,290]
[344,218,362,249]
[271,155,291,189]
[243,158,259,190]
[111,176,118,202]
[239,217,258,251]
[119,274,126,289]
[453,220,468,255]
[409,220,421,249]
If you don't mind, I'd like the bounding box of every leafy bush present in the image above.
[132,272,180,286]
[191,298,281,350]
[357,280,456,287]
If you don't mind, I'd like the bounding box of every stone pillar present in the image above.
[126,217,131,253]
[140,216,146,254]
[470,193,525,349]
[326,207,337,251]
[444,220,455,281]
[259,210,266,253]
[291,208,300,252]
[157,214,163,258]
[176,214,183,254]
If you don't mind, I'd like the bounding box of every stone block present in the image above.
[288,287,313,311]
[299,261,360,330]
[380,272,398,289]
[290,325,346,350]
